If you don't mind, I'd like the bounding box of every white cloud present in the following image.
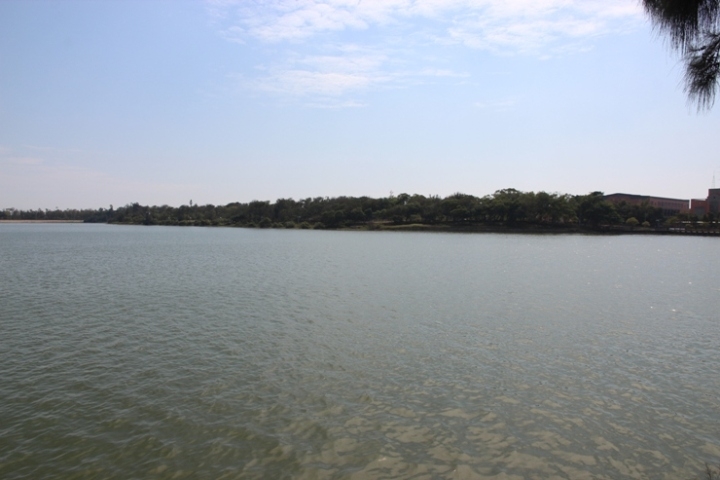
[259,69,380,96]
[304,99,368,109]
[209,0,642,104]
[240,48,392,100]
[208,0,642,50]
[208,0,409,42]
[444,1,641,54]
[240,47,470,103]
[474,97,520,111]
[418,68,470,78]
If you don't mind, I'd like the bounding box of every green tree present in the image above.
[489,189,524,224]
[348,207,366,222]
[643,0,720,108]
[577,192,620,226]
[248,200,271,222]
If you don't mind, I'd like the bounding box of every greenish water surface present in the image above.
[1,224,718,479]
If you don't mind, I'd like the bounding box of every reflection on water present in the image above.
[0,224,719,479]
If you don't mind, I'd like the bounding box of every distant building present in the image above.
[604,193,689,216]
[708,188,720,214]
[688,189,720,217]
[690,198,707,217]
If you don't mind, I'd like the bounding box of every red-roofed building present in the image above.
[688,189,720,217]
[604,193,689,216]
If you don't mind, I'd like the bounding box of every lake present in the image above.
[1,224,718,479]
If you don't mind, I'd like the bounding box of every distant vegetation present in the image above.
[2,189,718,231]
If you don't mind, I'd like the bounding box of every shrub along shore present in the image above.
[2,190,718,234]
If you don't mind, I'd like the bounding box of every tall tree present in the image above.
[643,0,720,109]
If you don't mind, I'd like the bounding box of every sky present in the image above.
[2,0,720,210]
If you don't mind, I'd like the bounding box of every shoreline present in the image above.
[2,219,718,236]
[0,220,84,223]
[351,223,720,236]
[105,221,720,236]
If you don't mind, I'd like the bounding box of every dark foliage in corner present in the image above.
[643,0,720,109]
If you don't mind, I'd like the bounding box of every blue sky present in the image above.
[1,0,719,209]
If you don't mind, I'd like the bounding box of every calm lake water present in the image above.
[1,224,719,479]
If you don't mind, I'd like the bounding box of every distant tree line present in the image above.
[1,190,713,229]
[0,207,105,222]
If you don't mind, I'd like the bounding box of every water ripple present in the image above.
[1,225,719,479]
